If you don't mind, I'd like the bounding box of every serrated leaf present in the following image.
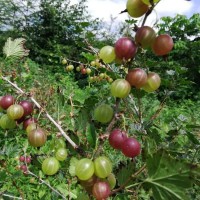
[69,157,79,176]
[85,123,96,148]
[81,52,96,61]
[56,184,67,196]
[117,161,135,186]
[0,170,7,182]
[186,124,200,128]
[76,192,90,200]
[77,109,89,131]
[143,137,157,159]
[144,150,194,200]
[186,131,199,144]
[147,128,162,144]
[3,37,29,59]
[39,190,46,198]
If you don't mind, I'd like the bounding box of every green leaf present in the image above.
[144,150,194,200]
[125,19,137,24]
[0,170,7,182]
[80,22,90,27]
[114,194,130,200]
[186,131,199,145]
[56,184,68,197]
[76,192,90,200]
[117,161,135,186]
[147,128,162,144]
[190,164,200,184]
[186,124,200,129]
[76,109,89,131]
[3,37,29,59]
[39,190,46,199]
[143,137,157,159]
[81,52,96,61]
[69,157,79,177]
[85,123,96,148]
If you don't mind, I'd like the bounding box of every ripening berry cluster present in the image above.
[18,155,31,175]
[0,95,70,177]
[62,59,114,84]
[0,95,35,130]
[75,156,115,200]
[109,129,141,158]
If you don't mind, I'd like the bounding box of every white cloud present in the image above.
[70,0,196,23]
[86,0,126,22]
[155,0,194,17]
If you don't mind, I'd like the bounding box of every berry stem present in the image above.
[93,98,121,158]
[111,164,146,195]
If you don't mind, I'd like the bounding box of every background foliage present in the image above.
[0,0,199,199]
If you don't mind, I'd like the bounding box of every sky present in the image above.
[70,0,200,25]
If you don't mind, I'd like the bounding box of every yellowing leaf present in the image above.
[3,37,29,59]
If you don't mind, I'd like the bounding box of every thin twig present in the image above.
[136,89,143,123]
[150,92,169,121]
[141,8,153,27]
[93,98,121,158]
[27,170,67,200]
[83,39,113,72]
[2,193,25,200]
[111,164,146,195]
[84,39,98,54]
[141,0,161,27]
[66,58,87,66]
[128,95,139,117]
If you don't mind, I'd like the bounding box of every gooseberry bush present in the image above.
[0,1,199,200]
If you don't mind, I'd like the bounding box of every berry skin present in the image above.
[19,156,25,162]
[20,165,28,172]
[109,129,127,150]
[121,137,141,158]
[25,156,31,164]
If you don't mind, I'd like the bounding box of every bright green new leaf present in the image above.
[144,151,194,200]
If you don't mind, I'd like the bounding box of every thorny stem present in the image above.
[128,95,139,117]
[69,95,74,118]
[105,98,121,135]
[1,193,24,200]
[27,170,67,200]
[106,98,121,134]
[111,164,146,195]
[135,89,143,124]
[65,58,87,66]
[1,76,86,156]
[150,91,169,121]
[84,39,99,54]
